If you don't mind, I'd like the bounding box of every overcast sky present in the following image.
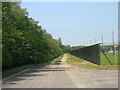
[21,2,118,46]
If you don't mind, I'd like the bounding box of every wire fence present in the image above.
[70,43,118,65]
[70,44,100,65]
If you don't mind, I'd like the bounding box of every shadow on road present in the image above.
[3,65,67,86]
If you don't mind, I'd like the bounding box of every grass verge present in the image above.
[2,65,34,78]
[3,55,64,78]
[67,53,84,64]
[55,55,64,65]
[82,63,118,70]
[67,53,118,70]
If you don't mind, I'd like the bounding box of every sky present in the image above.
[21,2,118,46]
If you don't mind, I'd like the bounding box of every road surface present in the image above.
[2,54,118,88]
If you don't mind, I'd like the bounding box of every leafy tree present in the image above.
[2,2,63,70]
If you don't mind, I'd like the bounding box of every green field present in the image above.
[100,52,118,65]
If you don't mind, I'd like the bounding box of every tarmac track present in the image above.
[2,54,118,88]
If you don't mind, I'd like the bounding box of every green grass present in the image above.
[55,59,61,65]
[100,53,118,65]
[67,53,84,64]
[40,56,64,65]
[2,65,34,78]
[82,63,118,69]
[55,55,64,65]
[67,53,118,70]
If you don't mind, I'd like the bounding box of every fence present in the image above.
[70,44,101,65]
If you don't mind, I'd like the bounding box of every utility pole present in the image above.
[95,39,97,44]
[83,42,85,46]
[86,41,88,46]
[112,31,115,55]
[89,40,92,45]
[101,36,103,48]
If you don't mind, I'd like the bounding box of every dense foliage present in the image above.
[2,2,63,70]
[62,45,86,53]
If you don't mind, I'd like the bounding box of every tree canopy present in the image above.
[2,2,63,70]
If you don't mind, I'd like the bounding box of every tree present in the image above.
[2,2,63,70]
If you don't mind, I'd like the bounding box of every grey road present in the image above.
[2,54,118,88]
